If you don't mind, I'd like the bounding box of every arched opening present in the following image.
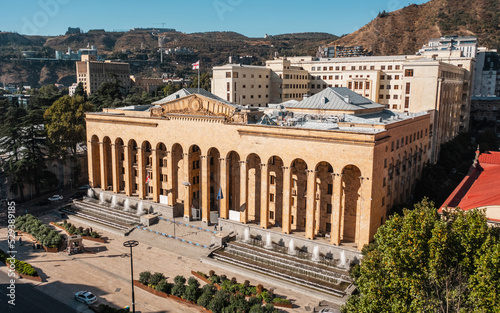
[227,151,241,212]
[246,153,262,223]
[267,156,284,227]
[188,145,202,213]
[156,143,168,199]
[171,143,184,207]
[90,135,101,188]
[290,158,307,231]
[115,138,124,191]
[102,137,113,190]
[140,141,152,199]
[341,165,361,243]
[128,139,138,195]
[208,148,221,216]
[315,161,334,236]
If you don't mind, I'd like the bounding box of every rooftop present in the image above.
[440,151,500,222]
[152,88,237,107]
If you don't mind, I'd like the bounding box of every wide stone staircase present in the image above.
[210,241,353,297]
[61,199,140,234]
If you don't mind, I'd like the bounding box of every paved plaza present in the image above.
[0,208,342,312]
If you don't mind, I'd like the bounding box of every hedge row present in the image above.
[139,271,280,313]
[56,220,100,238]
[15,214,63,248]
[0,249,38,277]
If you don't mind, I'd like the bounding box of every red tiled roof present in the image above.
[440,151,500,220]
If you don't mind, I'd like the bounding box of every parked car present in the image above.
[78,185,91,190]
[74,290,97,304]
[48,195,63,201]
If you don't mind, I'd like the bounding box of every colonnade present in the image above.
[88,135,365,245]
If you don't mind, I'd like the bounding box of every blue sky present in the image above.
[1,0,429,37]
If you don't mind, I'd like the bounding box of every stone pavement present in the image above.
[0,210,341,312]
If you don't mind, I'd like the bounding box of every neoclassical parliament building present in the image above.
[86,87,431,250]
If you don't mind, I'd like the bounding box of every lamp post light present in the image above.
[123,240,139,313]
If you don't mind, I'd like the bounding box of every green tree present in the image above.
[342,198,500,313]
[44,95,93,184]
[189,72,211,91]
[74,82,85,98]
[89,80,124,112]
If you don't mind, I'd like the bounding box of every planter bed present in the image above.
[17,271,42,282]
[50,222,106,243]
[17,231,61,253]
[133,280,210,312]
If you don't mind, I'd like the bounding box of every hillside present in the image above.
[330,0,500,55]
[0,30,337,86]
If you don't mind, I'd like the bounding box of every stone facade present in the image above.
[86,91,430,250]
[77,55,131,95]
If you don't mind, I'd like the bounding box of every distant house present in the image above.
[440,150,500,225]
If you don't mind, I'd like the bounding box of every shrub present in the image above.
[208,289,231,313]
[247,296,261,307]
[230,277,237,285]
[248,286,257,295]
[139,271,151,285]
[196,271,207,278]
[77,226,84,234]
[209,275,221,284]
[63,219,67,225]
[11,259,38,276]
[244,280,250,288]
[149,272,165,286]
[256,284,263,295]
[209,270,215,277]
[83,228,90,236]
[68,225,76,235]
[220,274,228,282]
[184,284,200,302]
[197,292,212,308]
[188,277,200,287]
[174,275,186,285]
[171,284,185,298]
[90,231,100,238]
[267,288,275,300]
[272,297,291,305]
[155,279,172,294]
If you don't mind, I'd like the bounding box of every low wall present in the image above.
[218,219,362,265]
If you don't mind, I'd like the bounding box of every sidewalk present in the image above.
[0,211,337,312]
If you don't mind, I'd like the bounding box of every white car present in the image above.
[74,290,97,304]
[48,195,63,201]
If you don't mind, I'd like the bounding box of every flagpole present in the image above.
[197,61,200,93]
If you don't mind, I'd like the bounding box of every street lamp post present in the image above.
[123,240,139,313]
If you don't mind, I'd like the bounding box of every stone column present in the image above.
[183,153,192,221]
[281,166,292,234]
[166,151,174,206]
[138,147,145,199]
[111,143,119,193]
[123,145,132,196]
[87,139,95,187]
[305,170,316,240]
[99,142,108,190]
[201,155,210,225]
[219,158,229,219]
[239,161,248,224]
[151,149,159,203]
[260,163,269,229]
[331,173,342,245]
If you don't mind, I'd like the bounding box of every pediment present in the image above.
[151,94,236,119]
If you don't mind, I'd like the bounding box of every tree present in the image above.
[74,82,85,98]
[189,72,211,91]
[342,198,500,313]
[44,95,93,184]
[89,80,124,112]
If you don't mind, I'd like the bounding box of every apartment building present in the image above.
[76,55,131,95]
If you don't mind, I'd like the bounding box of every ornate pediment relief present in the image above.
[151,95,236,119]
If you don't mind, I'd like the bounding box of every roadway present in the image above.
[0,270,77,313]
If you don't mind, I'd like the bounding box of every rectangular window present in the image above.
[226,72,231,78]
[380,85,384,89]
[327,184,333,195]
[270,175,276,184]
[365,82,370,89]
[395,75,400,80]
[388,65,393,70]
[383,177,386,187]
[329,66,333,70]
[405,97,410,109]
[227,82,230,91]
[326,222,331,232]
[393,95,398,99]
[386,94,391,99]
[233,72,238,78]
[381,75,385,80]
[392,104,398,109]
[351,66,355,70]
[326,204,332,214]
[370,66,375,70]
[396,65,400,70]
[394,85,399,90]
[348,82,353,89]
[387,85,391,89]
[405,82,411,94]
[379,94,384,99]
[384,158,387,168]
[270,211,274,219]
[270,194,275,202]
[342,66,346,70]
[405,69,414,77]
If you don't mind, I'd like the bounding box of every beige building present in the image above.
[76,55,131,95]
[85,88,430,251]
[212,59,310,107]
[213,55,471,163]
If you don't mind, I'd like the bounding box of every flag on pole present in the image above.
[145,175,150,184]
[216,187,223,200]
[192,61,199,70]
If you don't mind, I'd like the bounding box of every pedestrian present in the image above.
[90,227,93,233]
[214,224,217,231]
[19,237,22,244]
[32,243,35,250]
